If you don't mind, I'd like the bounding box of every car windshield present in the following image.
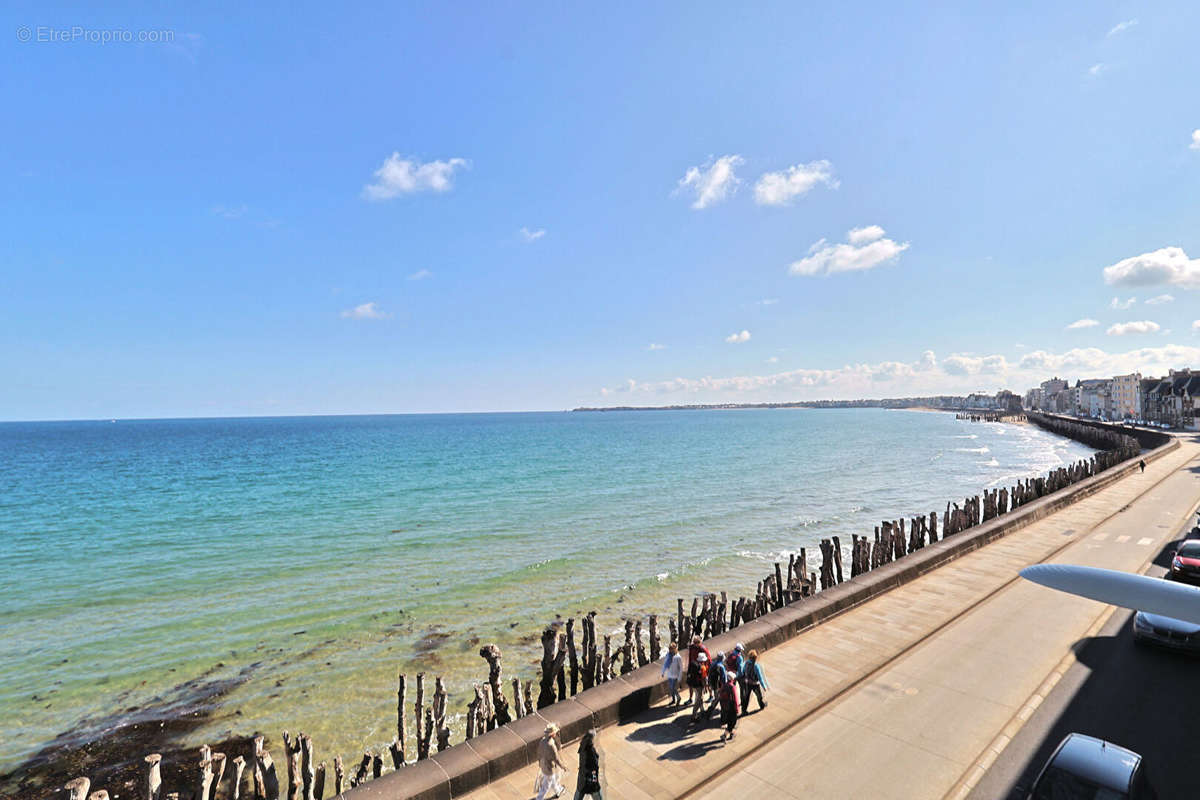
[1178,543,1200,559]
[1034,766,1127,799]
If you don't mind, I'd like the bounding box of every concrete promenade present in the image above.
[458,434,1200,800]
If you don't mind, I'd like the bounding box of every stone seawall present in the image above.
[343,421,1180,800]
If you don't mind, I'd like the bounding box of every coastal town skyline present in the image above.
[4,2,1200,421]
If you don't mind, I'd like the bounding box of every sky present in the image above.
[2,1,1199,420]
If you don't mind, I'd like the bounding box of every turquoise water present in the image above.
[0,409,1092,772]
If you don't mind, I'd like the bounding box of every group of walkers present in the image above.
[533,634,771,798]
[662,635,770,741]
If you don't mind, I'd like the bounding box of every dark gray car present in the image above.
[1132,609,1200,653]
[1028,733,1156,799]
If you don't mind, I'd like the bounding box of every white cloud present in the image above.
[766,356,779,363]
[941,353,1010,376]
[597,343,1200,404]
[677,155,744,209]
[1110,296,1137,310]
[1191,130,1200,151]
[758,298,779,306]
[1144,294,1174,305]
[846,225,886,245]
[519,227,546,242]
[1107,320,1161,336]
[1066,318,1100,330]
[363,153,469,200]
[725,330,751,344]
[647,343,666,351]
[789,226,909,277]
[1107,19,1138,37]
[1089,63,1105,77]
[753,160,838,206]
[407,269,432,281]
[1193,320,1200,332]
[340,302,390,320]
[1103,247,1200,289]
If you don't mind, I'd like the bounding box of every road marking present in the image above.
[1138,537,1154,546]
[1116,535,1130,543]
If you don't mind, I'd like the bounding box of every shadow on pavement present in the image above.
[997,538,1200,799]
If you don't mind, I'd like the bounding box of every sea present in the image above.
[0,408,1094,777]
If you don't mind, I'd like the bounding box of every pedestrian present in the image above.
[1139,459,1146,473]
[717,670,741,740]
[685,635,711,705]
[574,728,604,800]
[740,649,769,714]
[535,723,566,800]
[661,642,683,706]
[726,643,746,709]
[704,651,728,722]
[688,652,709,721]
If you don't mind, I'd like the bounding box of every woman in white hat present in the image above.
[536,722,566,799]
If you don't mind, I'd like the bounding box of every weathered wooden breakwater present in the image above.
[47,414,1147,800]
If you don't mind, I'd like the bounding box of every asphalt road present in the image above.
[970,521,1200,799]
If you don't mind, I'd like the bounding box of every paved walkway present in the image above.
[462,436,1200,800]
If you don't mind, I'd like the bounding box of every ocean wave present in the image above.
[980,458,1000,467]
[955,446,990,454]
[953,434,978,439]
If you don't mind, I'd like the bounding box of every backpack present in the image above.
[686,659,702,687]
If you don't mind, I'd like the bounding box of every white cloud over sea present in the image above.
[596,344,1200,403]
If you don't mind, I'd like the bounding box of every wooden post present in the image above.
[511,676,524,719]
[145,754,162,800]
[87,792,110,800]
[479,644,512,726]
[537,628,558,707]
[676,598,686,647]
[523,679,534,716]
[231,756,246,800]
[65,778,90,800]
[299,736,314,800]
[372,754,383,780]
[313,763,325,800]
[832,537,844,584]
[210,753,227,800]
[253,737,280,800]
[620,619,634,674]
[434,676,450,751]
[352,753,370,787]
[414,673,426,760]
[333,756,344,796]
[774,562,784,606]
[555,632,567,700]
[566,618,580,696]
[395,672,407,765]
[602,634,612,683]
[196,755,214,800]
[649,614,661,661]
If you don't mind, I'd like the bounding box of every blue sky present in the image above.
[3,1,1199,419]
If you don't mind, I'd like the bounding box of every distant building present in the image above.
[1074,378,1111,418]
[1111,373,1141,419]
[1040,377,1069,396]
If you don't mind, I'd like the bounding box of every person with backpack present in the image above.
[717,670,741,740]
[574,728,604,800]
[687,652,709,721]
[740,649,769,714]
[685,635,711,706]
[535,723,566,800]
[703,650,728,723]
[660,642,683,706]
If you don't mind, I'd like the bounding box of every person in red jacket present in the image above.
[685,635,711,706]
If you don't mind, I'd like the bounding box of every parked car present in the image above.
[1167,540,1200,585]
[1028,733,1155,799]
[1132,610,1200,654]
